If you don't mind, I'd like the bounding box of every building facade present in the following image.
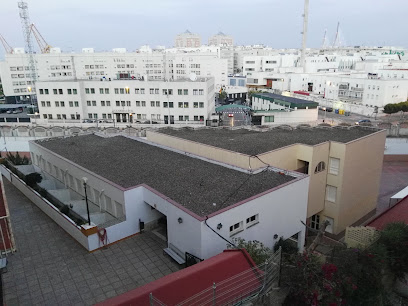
[35,78,215,124]
[174,30,201,48]
[209,32,234,47]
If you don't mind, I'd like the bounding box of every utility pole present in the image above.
[18,2,37,107]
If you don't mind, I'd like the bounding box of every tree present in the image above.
[6,152,30,165]
[227,237,272,265]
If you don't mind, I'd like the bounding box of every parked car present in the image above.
[82,119,95,123]
[6,110,12,114]
[326,107,333,112]
[355,119,371,125]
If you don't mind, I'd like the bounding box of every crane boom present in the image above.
[30,23,52,53]
[0,34,13,54]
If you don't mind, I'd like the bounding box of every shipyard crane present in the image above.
[29,23,52,53]
[0,34,14,54]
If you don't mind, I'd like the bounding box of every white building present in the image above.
[29,134,308,257]
[209,32,234,47]
[35,77,215,124]
[175,30,201,48]
[251,93,318,125]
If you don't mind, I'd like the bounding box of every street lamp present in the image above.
[82,177,91,225]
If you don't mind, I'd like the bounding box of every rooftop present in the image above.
[252,93,319,109]
[368,195,408,230]
[35,135,295,217]
[157,127,379,156]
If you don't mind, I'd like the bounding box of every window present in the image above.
[155,101,160,107]
[229,221,243,236]
[169,102,174,108]
[184,89,188,95]
[121,101,125,107]
[85,88,90,94]
[46,101,51,107]
[106,101,110,106]
[314,161,326,173]
[151,101,155,107]
[99,88,104,94]
[140,88,145,94]
[193,89,198,96]
[73,89,77,94]
[155,88,159,94]
[326,185,337,203]
[48,114,53,119]
[41,101,45,107]
[150,88,154,94]
[168,89,173,95]
[93,113,98,119]
[194,116,199,121]
[199,102,204,108]
[108,114,112,119]
[92,101,96,106]
[53,89,58,95]
[136,101,141,107]
[264,116,274,123]
[101,101,105,106]
[126,101,131,106]
[185,115,189,121]
[102,114,107,119]
[179,115,184,121]
[246,214,259,227]
[67,89,72,95]
[142,101,146,107]
[87,101,91,106]
[193,102,198,108]
[310,214,320,230]
[88,113,93,119]
[325,217,334,233]
[43,114,47,119]
[45,89,49,94]
[70,114,75,119]
[184,102,189,108]
[178,102,183,108]
[69,101,73,107]
[60,101,65,107]
[329,158,340,175]
[74,101,79,107]
[119,88,124,94]
[39,89,44,94]
[135,88,139,94]
[163,89,168,95]
[114,88,119,94]
[105,88,109,94]
[59,89,63,94]
[116,101,120,107]
[90,88,95,94]
[163,102,168,108]
[199,89,204,95]
[57,114,61,119]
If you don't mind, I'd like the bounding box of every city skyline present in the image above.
[0,0,407,58]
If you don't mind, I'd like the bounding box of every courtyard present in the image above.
[1,178,179,305]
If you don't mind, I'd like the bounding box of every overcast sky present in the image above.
[1,0,407,58]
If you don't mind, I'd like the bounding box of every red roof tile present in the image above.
[368,195,408,230]
[98,249,262,306]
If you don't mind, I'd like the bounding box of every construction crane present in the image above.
[29,24,52,53]
[0,34,13,54]
[18,1,37,106]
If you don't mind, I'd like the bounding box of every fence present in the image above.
[150,247,282,306]
[344,226,380,249]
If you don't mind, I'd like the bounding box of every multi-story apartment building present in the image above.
[0,49,227,103]
[35,77,215,124]
[174,30,201,48]
[208,32,234,47]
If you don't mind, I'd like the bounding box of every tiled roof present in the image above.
[367,195,408,230]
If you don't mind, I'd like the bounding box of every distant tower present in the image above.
[175,30,201,48]
[209,32,234,46]
[332,22,341,48]
[300,0,309,70]
[18,1,37,105]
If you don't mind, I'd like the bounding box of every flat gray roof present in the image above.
[157,127,378,156]
[36,135,295,217]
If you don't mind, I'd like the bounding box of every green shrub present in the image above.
[25,172,42,188]
[274,237,298,255]
[228,237,272,265]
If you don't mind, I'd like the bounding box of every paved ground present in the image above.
[1,179,180,306]
[377,161,408,213]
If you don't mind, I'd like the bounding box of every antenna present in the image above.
[18,1,37,107]
[189,73,197,81]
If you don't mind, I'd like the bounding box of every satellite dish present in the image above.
[189,73,197,81]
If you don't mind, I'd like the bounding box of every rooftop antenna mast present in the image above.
[18,1,37,106]
[300,0,309,71]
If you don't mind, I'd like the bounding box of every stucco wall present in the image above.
[202,176,309,259]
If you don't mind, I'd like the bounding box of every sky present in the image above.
[1,0,408,58]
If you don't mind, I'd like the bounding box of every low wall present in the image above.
[0,165,90,250]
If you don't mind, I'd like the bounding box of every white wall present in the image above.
[201,177,309,259]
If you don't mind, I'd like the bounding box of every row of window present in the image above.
[39,88,78,95]
[41,101,79,107]
[40,100,205,109]
[230,214,259,236]
[314,158,340,175]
